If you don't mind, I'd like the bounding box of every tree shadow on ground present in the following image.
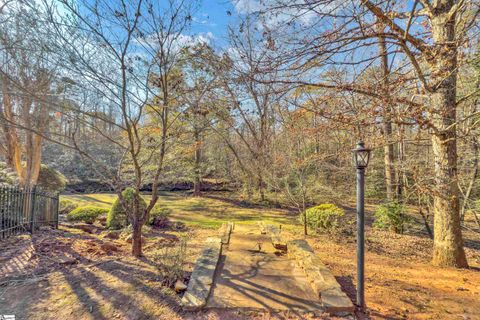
[335,275,373,320]
[70,195,114,205]
[1,226,185,319]
[203,194,293,212]
[208,254,324,318]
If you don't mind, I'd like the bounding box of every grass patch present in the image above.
[61,192,295,229]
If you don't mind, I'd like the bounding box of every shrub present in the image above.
[59,199,79,215]
[373,202,410,234]
[303,204,345,233]
[67,206,108,224]
[148,205,172,227]
[107,188,147,230]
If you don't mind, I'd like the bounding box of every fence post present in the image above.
[29,186,37,234]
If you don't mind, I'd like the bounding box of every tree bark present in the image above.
[303,208,307,236]
[0,76,24,182]
[378,32,396,201]
[131,221,142,257]
[430,4,468,267]
[258,175,265,201]
[193,108,202,197]
[396,123,406,198]
[460,141,478,220]
[193,144,202,196]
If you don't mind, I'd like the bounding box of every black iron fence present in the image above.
[0,185,59,239]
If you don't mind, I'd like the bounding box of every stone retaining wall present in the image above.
[219,222,234,244]
[287,239,354,314]
[181,237,222,310]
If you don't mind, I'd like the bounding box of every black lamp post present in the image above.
[352,141,371,309]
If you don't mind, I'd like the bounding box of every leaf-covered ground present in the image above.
[0,192,479,319]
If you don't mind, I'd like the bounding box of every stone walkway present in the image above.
[206,224,323,312]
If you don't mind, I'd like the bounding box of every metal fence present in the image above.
[0,185,59,239]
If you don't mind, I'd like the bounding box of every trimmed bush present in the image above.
[67,206,108,224]
[373,202,410,234]
[148,205,172,228]
[59,199,79,215]
[303,204,345,233]
[107,188,147,230]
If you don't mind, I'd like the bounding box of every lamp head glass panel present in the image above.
[353,141,371,169]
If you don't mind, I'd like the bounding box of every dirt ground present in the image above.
[0,194,479,320]
[0,223,342,320]
[306,228,480,320]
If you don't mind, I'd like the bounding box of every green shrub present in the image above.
[148,205,172,227]
[303,204,345,233]
[107,188,147,230]
[59,199,79,215]
[373,202,410,234]
[67,206,108,224]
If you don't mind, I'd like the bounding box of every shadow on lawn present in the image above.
[203,194,293,212]
[70,195,114,205]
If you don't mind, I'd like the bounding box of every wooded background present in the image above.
[0,0,479,263]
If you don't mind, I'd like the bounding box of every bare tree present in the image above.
[43,0,196,256]
[253,0,479,268]
[0,3,63,187]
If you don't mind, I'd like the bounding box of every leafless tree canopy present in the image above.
[0,0,479,264]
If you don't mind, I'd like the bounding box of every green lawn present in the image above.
[62,192,297,229]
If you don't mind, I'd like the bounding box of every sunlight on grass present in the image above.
[62,192,297,229]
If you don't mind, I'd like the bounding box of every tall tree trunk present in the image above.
[430,5,468,267]
[193,107,202,197]
[131,220,142,257]
[193,132,202,197]
[258,175,265,201]
[1,77,24,182]
[460,141,478,220]
[303,210,308,236]
[30,134,43,184]
[378,32,396,201]
[396,123,406,198]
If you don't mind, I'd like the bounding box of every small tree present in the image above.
[44,0,197,256]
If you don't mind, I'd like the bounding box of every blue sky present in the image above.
[189,0,262,49]
[190,0,237,48]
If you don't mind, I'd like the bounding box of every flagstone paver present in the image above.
[206,224,324,313]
